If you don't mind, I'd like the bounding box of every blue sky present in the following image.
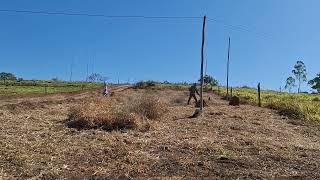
[0,0,319,91]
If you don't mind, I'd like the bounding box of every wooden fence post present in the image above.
[226,37,231,99]
[199,16,206,112]
[258,83,261,107]
[44,84,48,94]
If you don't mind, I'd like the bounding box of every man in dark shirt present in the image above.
[188,83,200,105]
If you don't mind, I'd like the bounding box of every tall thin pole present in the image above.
[205,58,208,76]
[92,56,95,75]
[226,37,231,98]
[200,16,206,111]
[86,64,89,82]
[69,58,74,82]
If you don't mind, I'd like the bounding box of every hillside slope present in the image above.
[0,87,319,179]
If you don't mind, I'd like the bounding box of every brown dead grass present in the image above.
[2,101,43,113]
[1,86,320,179]
[65,94,167,132]
[66,98,144,131]
[128,95,168,120]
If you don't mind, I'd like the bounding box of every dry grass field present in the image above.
[1,85,320,179]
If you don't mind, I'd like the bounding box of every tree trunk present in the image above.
[298,76,301,93]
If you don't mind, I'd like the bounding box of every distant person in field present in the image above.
[188,83,200,105]
[103,84,109,97]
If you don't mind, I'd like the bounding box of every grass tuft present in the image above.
[128,95,168,120]
[266,100,305,119]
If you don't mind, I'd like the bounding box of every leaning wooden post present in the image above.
[200,16,206,112]
[258,83,261,107]
[226,37,231,99]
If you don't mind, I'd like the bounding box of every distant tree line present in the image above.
[285,61,320,93]
[0,72,18,84]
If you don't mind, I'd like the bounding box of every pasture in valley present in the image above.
[0,80,101,96]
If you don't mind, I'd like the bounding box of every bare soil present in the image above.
[0,86,320,179]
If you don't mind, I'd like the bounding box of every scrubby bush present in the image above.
[66,94,167,132]
[134,81,157,89]
[313,97,320,102]
[66,98,141,131]
[128,95,168,120]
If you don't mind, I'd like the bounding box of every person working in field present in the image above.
[103,84,109,96]
[188,83,200,105]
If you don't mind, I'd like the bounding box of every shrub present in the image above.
[313,97,320,102]
[65,95,166,131]
[241,85,253,89]
[66,98,145,131]
[134,81,145,89]
[129,95,168,120]
[145,81,156,87]
[134,81,157,89]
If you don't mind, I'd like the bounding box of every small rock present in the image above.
[197,161,204,166]
[229,96,240,106]
[189,109,202,118]
[195,100,208,108]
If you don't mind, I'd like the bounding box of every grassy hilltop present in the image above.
[0,80,102,95]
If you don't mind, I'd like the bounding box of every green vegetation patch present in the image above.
[0,80,102,95]
[212,86,320,122]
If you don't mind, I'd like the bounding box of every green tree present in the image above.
[309,73,320,93]
[0,72,17,84]
[199,75,218,86]
[88,73,108,83]
[52,77,59,82]
[285,76,296,93]
[292,61,307,93]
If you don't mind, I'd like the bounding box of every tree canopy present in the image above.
[292,61,307,93]
[309,73,320,93]
[88,73,108,83]
[285,76,295,93]
[0,72,17,83]
[199,75,218,86]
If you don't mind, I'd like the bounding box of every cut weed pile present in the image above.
[66,95,167,132]
[128,95,168,120]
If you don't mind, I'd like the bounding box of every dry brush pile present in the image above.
[66,94,168,132]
